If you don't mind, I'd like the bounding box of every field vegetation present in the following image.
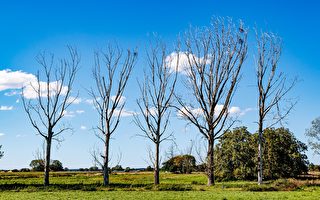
[0,171,320,199]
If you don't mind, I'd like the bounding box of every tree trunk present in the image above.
[103,135,110,186]
[258,121,263,185]
[154,141,160,185]
[44,137,52,186]
[207,138,214,186]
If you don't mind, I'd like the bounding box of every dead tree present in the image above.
[89,44,137,186]
[175,18,248,186]
[256,31,297,185]
[22,47,80,186]
[134,40,178,185]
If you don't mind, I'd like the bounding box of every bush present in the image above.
[145,166,153,171]
[20,168,30,172]
[124,167,130,172]
[50,160,63,171]
[162,154,196,174]
[111,165,123,171]
[89,166,99,171]
[29,159,64,171]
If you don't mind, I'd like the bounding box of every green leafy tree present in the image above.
[111,165,123,171]
[162,155,196,174]
[30,159,45,171]
[50,160,63,171]
[214,127,308,180]
[261,128,308,179]
[30,159,64,172]
[215,127,255,180]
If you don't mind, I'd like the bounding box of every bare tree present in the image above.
[175,18,248,186]
[89,44,137,186]
[134,40,178,185]
[255,31,297,185]
[22,47,80,186]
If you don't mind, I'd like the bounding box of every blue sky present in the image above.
[0,0,320,169]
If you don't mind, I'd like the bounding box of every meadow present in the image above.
[0,171,320,199]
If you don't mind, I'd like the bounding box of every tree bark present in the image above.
[207,138,214,186]
[258,121,263,185]
[103,135,110,186]
[44,136,52,186]
[154,141,160,185]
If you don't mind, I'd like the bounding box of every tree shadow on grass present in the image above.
[0,182,194,191]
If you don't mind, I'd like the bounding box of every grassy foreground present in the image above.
[0,171,320,199]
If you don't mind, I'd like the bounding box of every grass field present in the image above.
[0,171,320,199]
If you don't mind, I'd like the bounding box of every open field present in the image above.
[0,172,320,199]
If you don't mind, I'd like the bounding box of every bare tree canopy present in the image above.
[22,47,80,186]
[134,39,178,185]
[255,31,297,185]
[175,17,248,186]
[89,44,137,186]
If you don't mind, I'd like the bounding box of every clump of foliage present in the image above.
[145,166,154,171]
[30,159,64,171]
[111,165,124,172]
[215,127,308,181]
[309,163,320,171]
[162,155,196,174]
[89,166,99,171]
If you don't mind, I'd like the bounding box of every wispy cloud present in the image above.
[113,109,137,117]
[0,106,13,111]
[16,134,27,138]
[4,90,21,96]
[0,133,5,137]
[63,110,75,118]
[66,96,82,104]
[76,110,85,114]
[177,105,253,118]
[111,95,126,105]
[63,109,85,117]
[80,125,87,130]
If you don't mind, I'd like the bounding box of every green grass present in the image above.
[0,171,319,199]
[1,190,320,200]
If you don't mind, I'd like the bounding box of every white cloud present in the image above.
[85,98,98,105]
[4,90,21,96]
[23,80,68,99]
[0,106,13,111]
[16,134,27,138]
[165,52,209,74]
[76,110,85,114]
[177,106,203,118]
[0,69,37,91]
[63,109,85,117]
[0,69,70,99]
[144,107,157,116]
[66,96,82,104]
[229,106,241,115]
[80,125,87,130]
[111,95,126,105]
[177,105,252,118]
[0,133,5,137]
[113,109,137,117]
[63,110,75,118]
[16,99,20,103]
